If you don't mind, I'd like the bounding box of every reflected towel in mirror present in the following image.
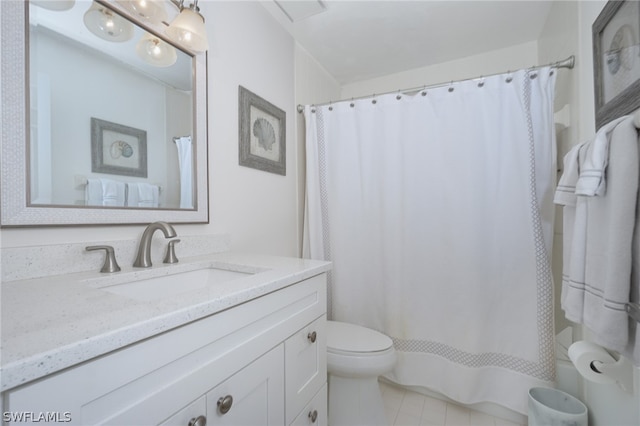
[85,178,126,206]
[127,182,159,208]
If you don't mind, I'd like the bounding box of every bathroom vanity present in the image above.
[1,252,330,425]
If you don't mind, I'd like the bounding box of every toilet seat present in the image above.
[327,321,393,354]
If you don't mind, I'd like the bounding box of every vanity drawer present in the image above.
[285,315,327,424]
[159,396,206,426]
[289,383,327,426]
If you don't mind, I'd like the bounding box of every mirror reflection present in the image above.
[28,0,195,210]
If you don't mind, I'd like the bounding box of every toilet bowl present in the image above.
[327,321,396,426]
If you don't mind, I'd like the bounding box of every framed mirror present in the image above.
[1,0,209,226]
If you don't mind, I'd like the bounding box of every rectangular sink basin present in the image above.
[100,267,254,302]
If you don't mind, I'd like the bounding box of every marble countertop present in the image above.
[0,252,331,392]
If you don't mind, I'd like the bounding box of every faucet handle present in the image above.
[86,245,121,273]
[163,239,181,264]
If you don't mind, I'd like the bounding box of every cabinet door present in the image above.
[285,316,327,423]
[206,344,284,425]
[159,396,206,426]
[290,383,327,426]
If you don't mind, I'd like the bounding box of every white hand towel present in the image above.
[575,116,628,196]
[137,183,159,208]
[126,183,140,206]
[126,183,159,207]
[624,192,640,365]
[556,116,639,355]
[85,178,103,206]
[101,179,126,206]
[554,141,584,206]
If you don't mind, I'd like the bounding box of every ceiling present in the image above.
[263,0,556,85]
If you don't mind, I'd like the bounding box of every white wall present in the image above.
[205,1,297,256]
[294,44,341,255]
[340,41,539,99]
[1,1,299,258]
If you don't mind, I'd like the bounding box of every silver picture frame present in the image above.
[91,117,148,178]
[593,0,640,129]
[238,86,286,176]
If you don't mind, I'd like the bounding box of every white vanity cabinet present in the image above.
[3,273,327,426]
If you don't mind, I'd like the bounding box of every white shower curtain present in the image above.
[175,136,193,209]
[303,68,557,415]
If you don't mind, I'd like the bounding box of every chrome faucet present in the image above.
[133,221,178,268]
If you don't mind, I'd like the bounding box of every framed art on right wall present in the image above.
[593,0,640,129]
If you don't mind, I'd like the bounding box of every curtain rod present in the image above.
[296,55,575,113]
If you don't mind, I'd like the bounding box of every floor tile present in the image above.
[445,403,471,426]
[379,381,524,426]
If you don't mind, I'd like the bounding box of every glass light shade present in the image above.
[166,8,209,53]
[31,0,75,11]
[116,0,167,25]
[83,2,134,42]
[136,32,178,67]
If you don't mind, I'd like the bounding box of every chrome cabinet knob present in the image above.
[307,331,317,343]
[187,415,206,426]
[217,395,233,414]
[308,409,318,423]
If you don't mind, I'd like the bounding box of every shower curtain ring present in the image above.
[329,101,333,111]
[478,76,485,88]
[372,94,377,104]
[506,71,513,83]
[448,81,454,92]
[350,98,355,108]
[396,90,402,100]
[421,85,427,96]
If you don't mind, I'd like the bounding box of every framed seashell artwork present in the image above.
[91,117,148,177]
[238,86,286,176]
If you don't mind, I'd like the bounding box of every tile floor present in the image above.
[379,381,526,426]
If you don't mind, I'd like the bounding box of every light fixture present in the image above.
[166,0,209,53]
[116,0,168,26]
[31,0,75,11]
[83,1,134,42]
[136,32,177,67]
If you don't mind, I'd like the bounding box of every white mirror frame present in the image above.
[0,0,209,226]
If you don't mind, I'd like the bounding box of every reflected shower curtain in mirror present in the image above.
[175,136,193,209]
[303,68,557,415]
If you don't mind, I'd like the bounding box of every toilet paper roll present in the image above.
[568,341,616,384]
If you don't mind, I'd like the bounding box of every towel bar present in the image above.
[74,175,163,192]
[626,303,640,323]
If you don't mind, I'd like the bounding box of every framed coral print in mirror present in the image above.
[238,86,286,176]
[593,0,640,129]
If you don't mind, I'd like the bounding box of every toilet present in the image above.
[326,320,397,426]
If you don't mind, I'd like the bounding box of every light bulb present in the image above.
[166,6,208,53]
[136,32,177,67]
[31,0,75,11]
[116,0,167,25]
[83,2,134,42]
